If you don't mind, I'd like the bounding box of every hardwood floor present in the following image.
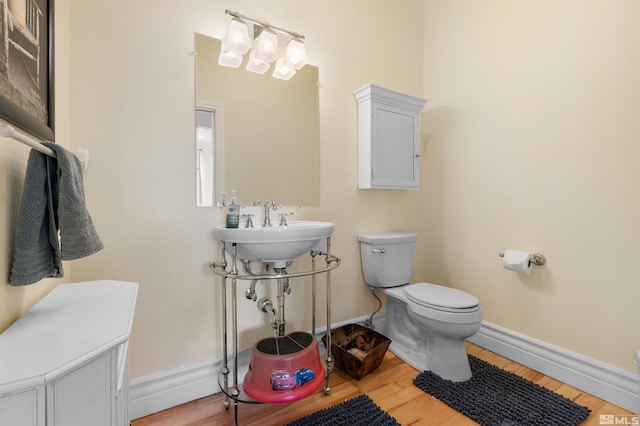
[131,343,636,426]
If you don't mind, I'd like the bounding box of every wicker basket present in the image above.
[323,324,391,380]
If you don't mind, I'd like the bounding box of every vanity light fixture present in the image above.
[219,10,307,80]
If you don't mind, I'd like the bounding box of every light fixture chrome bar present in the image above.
[225,9,305,40]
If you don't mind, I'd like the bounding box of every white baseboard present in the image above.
[129,315,380,420]
[129,357,222,420]
[468,321,640,414]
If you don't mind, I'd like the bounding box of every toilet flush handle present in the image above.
[372,248,385,254]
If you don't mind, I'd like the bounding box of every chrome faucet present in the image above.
[263,200,278,227]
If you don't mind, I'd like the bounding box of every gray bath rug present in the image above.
[286,394,400,426]
[413,355,591,426]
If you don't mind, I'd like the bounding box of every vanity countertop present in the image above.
[0,280,138,395]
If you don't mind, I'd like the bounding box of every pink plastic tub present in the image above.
[243,331,325,403]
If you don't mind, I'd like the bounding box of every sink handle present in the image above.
[242,213,254,228]
[279,212,294,226]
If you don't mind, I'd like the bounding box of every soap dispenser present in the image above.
[225,190,239,228]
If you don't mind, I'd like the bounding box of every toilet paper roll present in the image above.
[502,249,534,274]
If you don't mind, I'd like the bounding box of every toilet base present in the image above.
[387,334,472,382]
[384,295,479,382]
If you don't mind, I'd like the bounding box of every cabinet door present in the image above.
[47,350,115,426]
[371,103,420,189]
[0,387,45,426]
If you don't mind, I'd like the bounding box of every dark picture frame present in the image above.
[0,0,54,141]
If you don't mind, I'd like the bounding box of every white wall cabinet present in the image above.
[354,84,427,189]
[0,281,138,426]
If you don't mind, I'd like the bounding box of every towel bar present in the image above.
[0,124,56,158]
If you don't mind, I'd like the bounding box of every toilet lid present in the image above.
[405,284,479,312]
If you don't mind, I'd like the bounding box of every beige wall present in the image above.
[1,0,637,388]
[65,0,425,378]
[421,1,640,371]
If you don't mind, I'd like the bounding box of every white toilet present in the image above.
[358,232,482,381]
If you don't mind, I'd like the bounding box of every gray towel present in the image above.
[43,142,104,260]
[9,150,62,285]
[9,143,104,285]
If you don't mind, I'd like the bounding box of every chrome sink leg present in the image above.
[231,274,239,424]
[219,242,230,410]
[324,236,333,394]
[221,274,229,409]
[311,251,317,337]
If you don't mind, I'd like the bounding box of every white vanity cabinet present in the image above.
[0,280,138,426]
[354,84,427,189]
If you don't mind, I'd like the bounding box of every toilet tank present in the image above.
[357,232,418,288]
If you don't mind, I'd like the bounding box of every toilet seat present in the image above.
[404,283,479,313]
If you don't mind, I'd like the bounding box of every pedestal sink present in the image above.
[216,221,334,267]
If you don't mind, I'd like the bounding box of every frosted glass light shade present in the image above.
[284,38,307,70]
[272,57,296,80]
[222,18,252,54]
[218,45,244,68]
[218,18,251,68]
[246,49,271,74]
[254,28,279,63]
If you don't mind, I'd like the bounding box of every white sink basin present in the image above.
[216,221,334,265]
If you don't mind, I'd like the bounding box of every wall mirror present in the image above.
[195,33,320,207]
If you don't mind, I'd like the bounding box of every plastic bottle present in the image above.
[226,190,239,228]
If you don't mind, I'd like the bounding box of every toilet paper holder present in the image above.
[499,251,546,266]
